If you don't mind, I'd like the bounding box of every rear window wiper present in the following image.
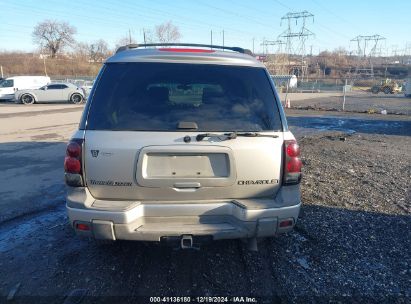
[196,133,232,141]
[196,132,278,141]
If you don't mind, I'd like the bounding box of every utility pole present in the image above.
[143,28,146,44]
[261,38,267,54]
[43,57,47,76]
[252,38,255,54]
[222,30,224,49]
[129,29,132,44]
[211,30,213,47]
[343,79,347,111]
[278,11,314,81]
[391,45,399,57]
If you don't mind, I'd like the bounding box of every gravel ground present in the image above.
[0,103,410,303]
[276,131,411,302]
[1,130,410,303]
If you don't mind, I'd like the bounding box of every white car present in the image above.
[16,83,84,104]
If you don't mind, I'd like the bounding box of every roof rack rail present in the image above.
[115,43,253,56]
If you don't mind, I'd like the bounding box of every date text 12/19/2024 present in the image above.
[149,296,258,303]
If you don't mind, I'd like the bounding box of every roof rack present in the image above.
[115,43,253,56]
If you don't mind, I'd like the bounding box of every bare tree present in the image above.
[89,39,109,62]
[155,21,181,43]
[73,42,90,61]
[32,20,76,58]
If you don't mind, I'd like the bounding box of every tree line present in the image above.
[32,19,182,60]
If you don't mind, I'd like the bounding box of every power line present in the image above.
[272,0,293,10]
[2,1,255,51]
[100,0,257,36]
[195,0,276,29]
[309,0,350,25]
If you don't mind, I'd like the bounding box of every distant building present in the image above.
[38,53,51,59]
[270,74,298,89]
[255,55,267,62]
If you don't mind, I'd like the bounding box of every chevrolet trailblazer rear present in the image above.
[64,44,302,249]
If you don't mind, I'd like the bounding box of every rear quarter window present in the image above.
[0,79,14,88]
[86,62,282,132]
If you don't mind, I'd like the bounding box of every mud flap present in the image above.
[256,218,278,237]
[92,220,116,240]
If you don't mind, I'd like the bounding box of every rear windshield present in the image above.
[86,63,281,131]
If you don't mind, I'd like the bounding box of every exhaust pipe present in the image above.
[247,237,258,252]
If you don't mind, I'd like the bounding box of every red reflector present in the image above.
[158,48,215,53]
[76,223,90,231]
[64,156,81,173]
[287,158,302,173]
[286,143,300,157]
[279,220,293,228]
[67,142,81,157]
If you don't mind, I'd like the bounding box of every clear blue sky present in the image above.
[1,0,410,55]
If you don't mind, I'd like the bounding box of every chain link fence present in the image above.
[50,76,96,97]
[278,77,411,115]
[60,75,411,115]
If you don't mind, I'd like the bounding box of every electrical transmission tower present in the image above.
[261,40,287,74]
[261,40,286,54]
[278,11,314,80]
[351,34,386,78]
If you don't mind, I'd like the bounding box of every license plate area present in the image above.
[146,153,229,178]
[136,145,236,188]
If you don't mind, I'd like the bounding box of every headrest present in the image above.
[147,86,169,102]
[202,87,225,103]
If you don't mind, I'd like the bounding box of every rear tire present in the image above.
[371,86,379,94]
[383,87,392,94]
[20,93,35,105]
[70,93,83,104]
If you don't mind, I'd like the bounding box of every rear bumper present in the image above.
[66,190,301,242]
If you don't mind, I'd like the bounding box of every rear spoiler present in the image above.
[115,43,253,56]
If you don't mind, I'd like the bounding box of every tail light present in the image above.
[279,219,294,228]
[64,139,84,187]
[283,140,302,185]
[75,223,90,231]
